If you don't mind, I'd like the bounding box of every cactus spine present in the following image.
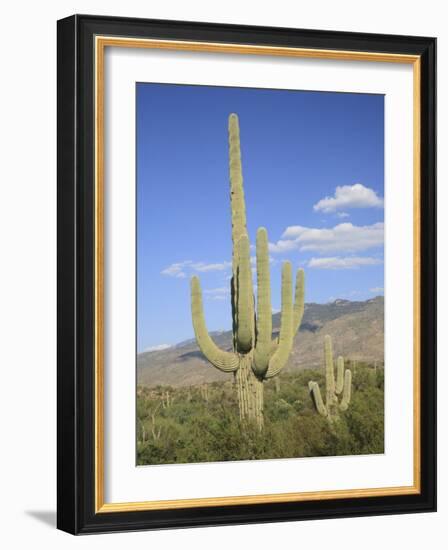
[190,113,305,430]
[308,335,352,420]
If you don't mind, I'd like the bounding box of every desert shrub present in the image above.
[136,366,384,465]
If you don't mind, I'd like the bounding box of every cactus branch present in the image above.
[190,276,239,372]
[236,235,254,352]
[293,268,305,333]
[308,381,327,417]
[253,227,272,376]
[265,261,294,379]
[335,356,345,395]
[229,113,248,270]
[270,268,305,353]
[340,369,352,411]
[324,334,336,402]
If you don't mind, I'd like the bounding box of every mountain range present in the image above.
[137,296,384,387]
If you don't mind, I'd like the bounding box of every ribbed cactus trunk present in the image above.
[190,114,305,430]
[235,355,264,429]
[324,336,339,418]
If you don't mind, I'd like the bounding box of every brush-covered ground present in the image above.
[137,363,384,466]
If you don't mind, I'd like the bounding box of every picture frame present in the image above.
[57,14,436,534]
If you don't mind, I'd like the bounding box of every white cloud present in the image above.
[191,261,231,272]
[144,344,172,352]
[337,212,350,218]
[160,262,190,278]
[308,256,383,269]
[269,222,384,254]
[162,255,279,280]
[161,248,285,280]
[161,260,231,278]
[313,184,383,213]
[370,286,384,293]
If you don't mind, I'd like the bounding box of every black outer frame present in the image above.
[57,14,436,535]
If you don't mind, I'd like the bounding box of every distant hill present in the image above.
[137,296,384,388]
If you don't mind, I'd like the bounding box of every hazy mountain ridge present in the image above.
[137,296,384,387]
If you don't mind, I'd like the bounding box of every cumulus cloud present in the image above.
[160,262,190,278]
[162,256,277,279]
[269,222,384,254]
[161,260,231,278]
[313,184,383,213]
[191,261,231,272]
[308,256,382,269]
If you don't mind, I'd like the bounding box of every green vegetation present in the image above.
[137,363,384,465]
[191,113,304,430]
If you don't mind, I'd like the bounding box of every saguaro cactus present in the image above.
[190,113,305,430]
[308,335,352,421]
[161,390,172,409]
[200,384,209,402]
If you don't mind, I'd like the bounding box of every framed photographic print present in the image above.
[57,14,436,534]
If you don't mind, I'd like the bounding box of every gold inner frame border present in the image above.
[94,35,421,513]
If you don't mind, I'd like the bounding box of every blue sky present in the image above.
[136,83,384,352]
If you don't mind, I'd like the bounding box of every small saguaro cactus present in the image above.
[200,384,209,402]
[308,335,352,420]
[161,390,172,409]
[190,113,305,430]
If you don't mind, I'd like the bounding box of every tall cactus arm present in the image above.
[229,113,249,340]
[190,276,239,372]
[293,268,305,334]
[265,261,294,379]
[230,274,238,349]
[236,235,254,352]
[308,381,328,417]
[270,268,305,354]
[335,356,345,395]
[324,334,336,405]
[229,113,248,268]
[253,227,272,376]
[340,369,352,411]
